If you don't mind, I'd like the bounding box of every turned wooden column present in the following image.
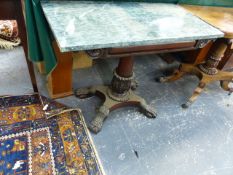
[199,38,229,75]
[116,56,134,77]
[110,56,134,100]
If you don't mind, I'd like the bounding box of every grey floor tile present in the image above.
[0,47,33,96]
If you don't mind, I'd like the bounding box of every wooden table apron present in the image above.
[48,39,209,99]
[0,0,38,92]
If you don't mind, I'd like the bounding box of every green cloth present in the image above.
[25,0,232,74]
[25,0,57,75]
[25,0,178,74]
[178,0,233,7]
[93,0,178,2]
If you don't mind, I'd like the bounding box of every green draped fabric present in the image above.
[25,0,57,75]
[178,0,233,7]
[25,0,178,74]
[25,0,233,74]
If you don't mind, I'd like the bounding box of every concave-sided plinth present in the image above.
[76,56,157,133]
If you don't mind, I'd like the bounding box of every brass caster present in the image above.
[220,80,233,96]
[181,101,192,109]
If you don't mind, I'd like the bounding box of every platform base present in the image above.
[75,85,157,133]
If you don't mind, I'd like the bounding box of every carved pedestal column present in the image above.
[76,56,156,133]
[199,39,228,75]
[108,57,134,101]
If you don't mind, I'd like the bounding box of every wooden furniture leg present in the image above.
[158,38,233,108]
[157,67,185,83]
[47,42,73,98]
[182,81,206,108]
[18,1,38,92]
[75,56,156,133]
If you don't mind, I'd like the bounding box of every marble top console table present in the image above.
[41,1,223,133]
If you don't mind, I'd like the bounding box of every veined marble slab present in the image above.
[41,1,223,52]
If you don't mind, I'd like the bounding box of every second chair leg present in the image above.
[182,81,206,108]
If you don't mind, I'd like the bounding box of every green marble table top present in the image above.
[41,1,223,52]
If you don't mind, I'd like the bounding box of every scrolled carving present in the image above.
[195,39,210,48]
[86,49,106,59]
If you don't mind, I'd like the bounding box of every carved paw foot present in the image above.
[140,102,157,118]
[88,116,104,134]
[88,105,109,134]
[75,87,95,99]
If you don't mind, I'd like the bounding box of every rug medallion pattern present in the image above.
[0,94,103,175]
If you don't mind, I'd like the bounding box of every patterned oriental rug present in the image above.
[0,94,103,175]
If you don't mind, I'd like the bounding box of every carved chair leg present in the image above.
[182,81,206,108]
[157,69,185,83]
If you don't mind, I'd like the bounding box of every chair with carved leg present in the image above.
[158,38,233,108]
[158,5,233,108]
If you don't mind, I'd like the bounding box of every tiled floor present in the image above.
[1,47,233,175]
[0,47,33,95]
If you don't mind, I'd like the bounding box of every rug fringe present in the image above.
[0,37,21,49]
